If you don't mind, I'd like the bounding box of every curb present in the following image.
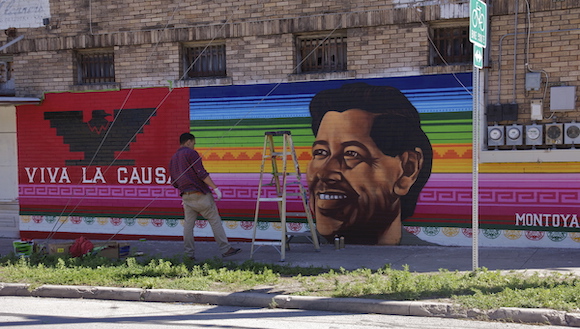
[1,282,579,327]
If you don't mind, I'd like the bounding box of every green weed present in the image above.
[1,254,579,312]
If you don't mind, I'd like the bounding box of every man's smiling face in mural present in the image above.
[307,83,432,245]
[308,109,404,244]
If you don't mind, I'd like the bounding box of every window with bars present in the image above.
[76,50,115,84]
[296,34,347,73]
[183,44,227,78]
[0,57,15,96]
[430,26,472,65]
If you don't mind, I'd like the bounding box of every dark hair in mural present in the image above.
[309,82,433,220]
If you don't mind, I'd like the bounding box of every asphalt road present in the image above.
[2,238,580,327]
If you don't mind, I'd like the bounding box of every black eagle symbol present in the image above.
[44,108,156,166]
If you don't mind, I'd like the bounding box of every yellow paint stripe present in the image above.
[199,145,579,173]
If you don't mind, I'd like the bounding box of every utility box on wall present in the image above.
[525,72,542,91]
[487,125,505,147]
[486,103,519,122]
[505,124,523,146]
[550,86,576,112]
[531,99,543,120]
[525,124,543,146]
[564,122,580,144]
[545,123,564,145]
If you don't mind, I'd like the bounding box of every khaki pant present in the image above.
[181,192,231,257]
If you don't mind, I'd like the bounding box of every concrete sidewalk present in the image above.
[3,237,580,274]
[2,237,580,327]
[139,239,580,275]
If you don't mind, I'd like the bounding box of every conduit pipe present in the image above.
[496,27,580,104]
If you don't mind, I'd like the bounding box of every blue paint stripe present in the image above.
[189,74,473,120]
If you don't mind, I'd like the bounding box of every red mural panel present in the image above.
[17,88,190,218]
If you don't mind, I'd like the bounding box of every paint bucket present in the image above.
[13,240,34,257]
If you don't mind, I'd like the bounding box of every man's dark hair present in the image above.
[309,82,433,220]
[179,132,195,145]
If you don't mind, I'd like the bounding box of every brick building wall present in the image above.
[4,0,580,246]
[2,0,478,97]
[488,5,580,124]
[1,0,580,128]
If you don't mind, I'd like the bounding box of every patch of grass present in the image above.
[1,253,579,312]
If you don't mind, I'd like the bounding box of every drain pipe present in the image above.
[497,27,580,104]
[512,0,518,103]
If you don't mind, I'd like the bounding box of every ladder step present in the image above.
[271,173,295,177]
[286,212,308,217]
[258,197,284,202]
[265,131,291,136]
[253,241,282,246]
[287,231,314,237]
[264,152,289,158]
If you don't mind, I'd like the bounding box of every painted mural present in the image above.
[306,83,432,245]
[17,88,190,239]
[16,73,580,247]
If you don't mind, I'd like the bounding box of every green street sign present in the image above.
[470,0,487,48]
[473,44,483,69]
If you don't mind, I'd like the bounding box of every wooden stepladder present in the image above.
[250,131,320,261]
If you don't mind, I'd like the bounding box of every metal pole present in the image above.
[472,66,480,271]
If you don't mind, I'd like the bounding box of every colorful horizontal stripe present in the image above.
[189,74,473,120]
[19,173,580,234]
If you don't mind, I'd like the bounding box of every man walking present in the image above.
[169,132,241,260]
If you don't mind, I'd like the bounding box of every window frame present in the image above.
[182,42,227,79]
[295,33,347,74]
[75,49,115,85]
[429,23,472,66]
[0,56,15,96]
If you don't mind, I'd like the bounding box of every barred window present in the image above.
[0,57,15,96]
[76,50,115,84]
[183,44,226,78]
[0,60,12,83]
[430,26,472,65]
[296,34,347,73]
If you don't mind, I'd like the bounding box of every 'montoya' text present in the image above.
[516,213,580,228]
[24,167,170,184]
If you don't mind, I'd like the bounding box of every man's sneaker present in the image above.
[222,247,241,258]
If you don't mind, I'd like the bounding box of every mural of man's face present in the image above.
[307,109,422,245]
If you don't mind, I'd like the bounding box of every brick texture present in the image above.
[1,0,579,125]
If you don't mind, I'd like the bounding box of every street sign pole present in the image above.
[470,0,487,48]
[472,66,480,271]
[470,0,487,271]
[474,45,483,69]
